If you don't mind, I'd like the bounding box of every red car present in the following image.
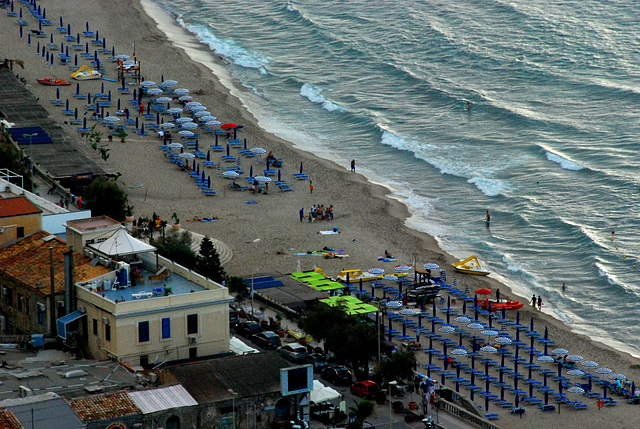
[350,380,382,399]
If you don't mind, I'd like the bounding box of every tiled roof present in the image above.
[67,391,141,423]
[0,196,41,218]
[0,408,22,429]
[0,230,110,294]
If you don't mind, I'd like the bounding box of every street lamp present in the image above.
[228,388,238,428]
[22,133,37,190]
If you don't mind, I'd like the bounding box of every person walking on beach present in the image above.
[531,294,536,308]
[138,103,144,116]
[309,181,314,194]
[351,159,356,173]
[495,288,500,302]
[537,295,543,310]
[299,207,304,222]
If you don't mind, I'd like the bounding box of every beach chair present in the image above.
[279,184,293,192]
[538,404,555,412]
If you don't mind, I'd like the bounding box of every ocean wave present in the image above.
[467,177,513,197]
[299,83,344,112]
[545,151,584,171]
[174,18,269,74]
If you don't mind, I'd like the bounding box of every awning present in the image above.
[57,311,86,340]
[310,380,341,404]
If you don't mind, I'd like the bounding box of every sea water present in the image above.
[146,0,640,357]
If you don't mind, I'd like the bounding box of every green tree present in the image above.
[300,303,378,374]
[226,276,247,298]
[195,236,226,283]
[0,141,34,191]
[347,400,375,429]
[151,230,196,269]
[374,349,416,382]
[83,177,128,220]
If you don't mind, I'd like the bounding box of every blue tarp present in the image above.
[243,276,284,290]
[57,310,85,340]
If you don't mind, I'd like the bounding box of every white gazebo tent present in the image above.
[87,227,156,259]
[310,380,341,405]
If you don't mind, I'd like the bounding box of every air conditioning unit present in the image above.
[19,386,33,398]
[102,317,109,325]
[78,305,86,314]
[37,303,46,312]
[189,337,198,344]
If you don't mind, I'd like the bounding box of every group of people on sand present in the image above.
[531,293,543,310]
[307,204,333,222]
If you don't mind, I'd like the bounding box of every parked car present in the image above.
[235,321,262,338]
[277,343,308,362]
[350,380,382,399]
[229,307,239,327]
[321,366,352,385]
[305,353,328,370]
[251,331,282,349]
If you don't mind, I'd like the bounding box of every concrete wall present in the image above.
[0,212,41,247]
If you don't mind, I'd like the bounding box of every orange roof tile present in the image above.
[0,408,23,429]
[0,196,40,218]
[0,231,110,294]
[67,391,141,423]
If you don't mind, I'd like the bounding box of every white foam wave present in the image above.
[285,2,296,12]
[545,151,584,171]
[299,83,344,112]
[467,177,513,197]
[380,130,513,197]
[174,18,269,74]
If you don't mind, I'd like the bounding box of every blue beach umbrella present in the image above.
[226,144,230,156]
[140,123,145,135]
[65,99,69,110]
[208,176,211,188]
[37,42,40,54]
[206,150,210,161]
[244,138,247,149]
[249,165,253,177]
[83,117,87,128]
[74,108,78,119]
[67,24,71,35]
[56,87,60,99]
[299,161,303,174]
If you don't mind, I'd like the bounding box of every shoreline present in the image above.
[1,0,639,426]
[136,0,640,361]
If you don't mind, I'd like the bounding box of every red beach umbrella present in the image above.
[475,288,492,295]
[221,123,238,129]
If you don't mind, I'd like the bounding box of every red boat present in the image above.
[481,298,524,311]
[37,78,72,86]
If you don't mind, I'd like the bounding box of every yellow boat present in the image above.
[452,256,490,276]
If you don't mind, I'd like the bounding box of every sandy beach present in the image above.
[1,1,639,427]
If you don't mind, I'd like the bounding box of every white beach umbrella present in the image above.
[194,111,212,117]
[424,263,440,269]
[255,176,272,183]
[385,301,403,309]
[155,96,172,103]
[198,116,217,122]
[141,80,156,87]
[205,121,222,127]
[178,152,195,159]
[189,105,208,112]
[160,122,175,129]
[103,116,119,122]
[178,130,195,137]
[537,355,555,362]
[162,80,178,86]
[438,326,455,334]
[368,268,385,275]
[454,315,471,323]
[185,101,201,107]
[115,54,130,60]
[179,95,193,102]
[251,147,267,154]
[147,88,162,95]
[174,88,189,95]
[167,107,183,114]
[176,117,193,124]
[399,308,417,316]
[595,368,612,375]
[450,348,468,356]
[168,142,183,149]
[395,265,412,272]
[181,122,198,129]
[223,170,240,178]
[480,345,497,353]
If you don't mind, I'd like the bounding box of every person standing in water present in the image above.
[486,210,491,224]
[467,101,472,111]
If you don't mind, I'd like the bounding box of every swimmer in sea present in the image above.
[486,210,491,223]
[467,101,472,111]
